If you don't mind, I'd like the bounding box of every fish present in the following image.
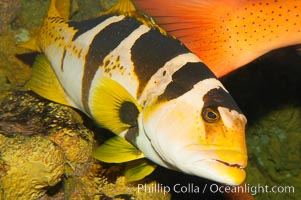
[20,0,247,185]
[132,0,301,77]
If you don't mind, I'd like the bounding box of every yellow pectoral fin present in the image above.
[25,54,71,107]
[89,77,141,134]
[125,159,157,182]
[93,136,144,163]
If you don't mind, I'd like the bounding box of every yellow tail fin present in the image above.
[18,37,41,52]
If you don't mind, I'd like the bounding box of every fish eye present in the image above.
[202,107,220,123]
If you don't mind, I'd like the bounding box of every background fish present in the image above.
[21,0,247,185]
[132,0,301,77]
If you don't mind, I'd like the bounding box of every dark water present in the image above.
[221,45,301,122]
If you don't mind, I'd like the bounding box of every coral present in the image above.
[0,91,99,199]
[0,134,65,199]
[0,91,170,199]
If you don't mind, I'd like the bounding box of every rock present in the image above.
[0,0,22,33]
[246,105,301,199]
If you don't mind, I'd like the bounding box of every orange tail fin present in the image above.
[132,0,237,76]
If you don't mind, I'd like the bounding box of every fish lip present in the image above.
[214,159,244,169]
[182,147,248,168]
[190,158,246,185]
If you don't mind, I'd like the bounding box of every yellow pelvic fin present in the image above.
[89,77,141,134]
[25,54,71,106]
[125,159,157,182]
[106,0,136,15]
[93,136,144,163]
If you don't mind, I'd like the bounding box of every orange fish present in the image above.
[132,0,301,77]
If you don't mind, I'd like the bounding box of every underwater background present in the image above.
[0,0,300,199]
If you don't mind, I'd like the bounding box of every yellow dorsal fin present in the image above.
[89,77,141,135]
[18,37,41,52]
[101,0,167,35]
[106,0,136,15]
[48,0,70,19]
[25,54,71,107]
[18,0,71,51]
[93,136,144,163]
[125,159,157,182]
[54,0,70,19]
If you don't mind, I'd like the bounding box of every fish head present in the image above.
[138,78,247,185]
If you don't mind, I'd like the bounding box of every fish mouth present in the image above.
[184,147,247,168]
[196,149,248,169]
[184,150,247,185]
[191,158,246,185]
